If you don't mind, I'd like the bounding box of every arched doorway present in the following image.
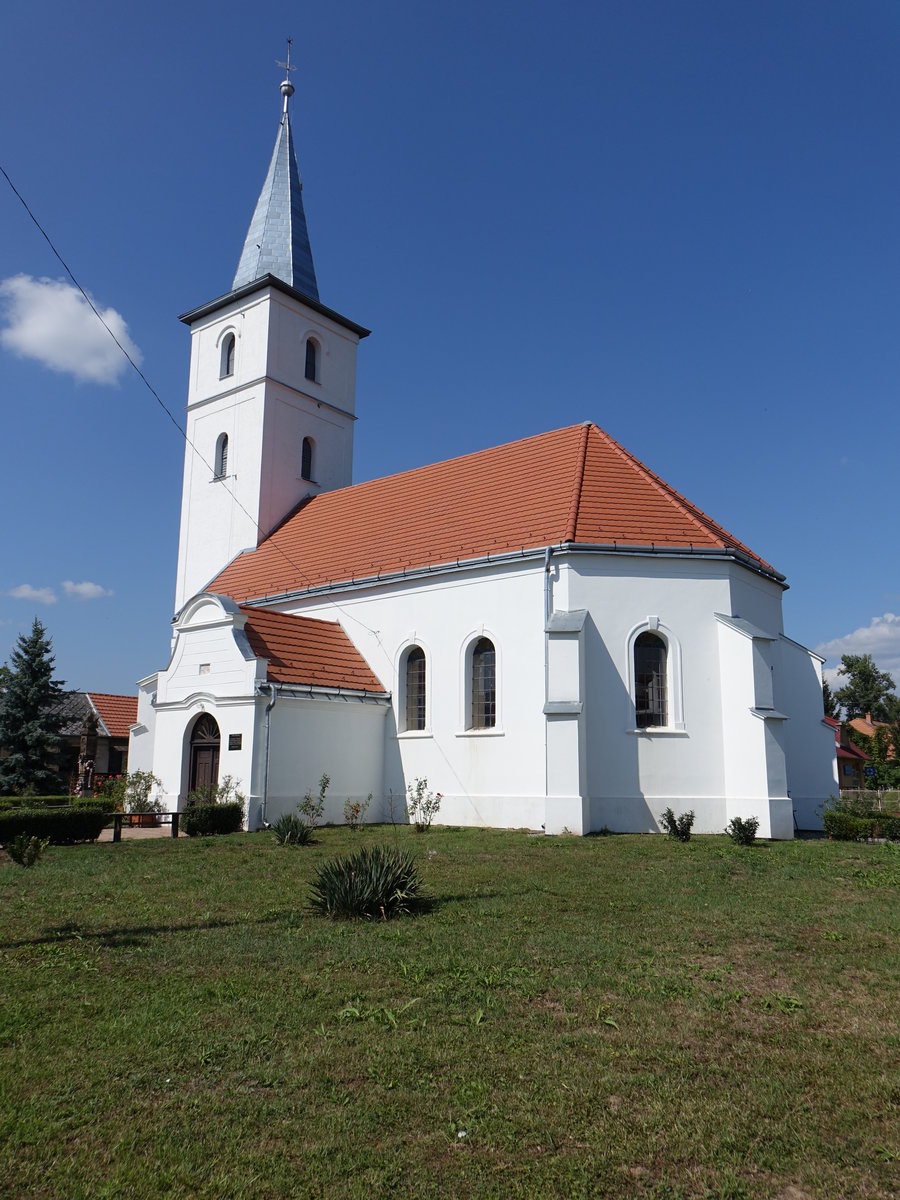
[189,714,220,793]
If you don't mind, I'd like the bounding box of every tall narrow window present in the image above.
[215,433,228,480]
[301,436,313,481]
[220,333,235,379]
[305,338,318,382]
[471,638,496,729]
[634,632,667,728]
[405,647,426,731]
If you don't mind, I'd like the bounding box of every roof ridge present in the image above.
[281,423,588,509]
[589,425,772,569]
[564,422,591,542]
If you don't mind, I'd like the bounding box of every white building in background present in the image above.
[129,71,837,836]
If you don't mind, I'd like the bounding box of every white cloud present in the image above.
[0,274,142,385]
[8,584,57,605]
[815,613,900,687]
[62,580,113,601]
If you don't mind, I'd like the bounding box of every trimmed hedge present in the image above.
[0,807,108,845]
[180,802,244,837]
[0,795,73,811]
[824,810,900,841]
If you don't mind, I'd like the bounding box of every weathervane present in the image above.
[277,37,296,112]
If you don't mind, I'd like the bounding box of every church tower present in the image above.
[173,60,369,612]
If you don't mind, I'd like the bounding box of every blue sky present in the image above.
[0,0,898,695]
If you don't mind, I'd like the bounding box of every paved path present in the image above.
[97,823,184,842]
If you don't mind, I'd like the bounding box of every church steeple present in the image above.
[232,46,319,301]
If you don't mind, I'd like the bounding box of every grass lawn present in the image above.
[1,827,898,1199]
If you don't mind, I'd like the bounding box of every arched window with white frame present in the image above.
[304,337,318,382]
[471,637,496,729]
[214,432,228,480]
[220,332,235,379]
[403,646,426,732]
[627,619,684,732]
[634,633,667,728]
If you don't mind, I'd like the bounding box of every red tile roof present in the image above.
[241,607,386,692]
[87,693,138,739]
[825,717,869,760]
[211,422,778,603]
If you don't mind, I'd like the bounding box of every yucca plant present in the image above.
[310,843,423,920]
[272,812,313,845]
[5,834,50,867]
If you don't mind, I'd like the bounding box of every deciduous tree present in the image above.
[834,654,897,721]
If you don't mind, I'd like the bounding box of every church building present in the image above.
[128,72,837,837]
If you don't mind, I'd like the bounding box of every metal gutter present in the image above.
[238,541,786,609]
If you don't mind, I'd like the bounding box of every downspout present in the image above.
[261,682,278,827]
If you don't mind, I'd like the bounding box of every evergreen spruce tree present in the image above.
[0,618,65,795]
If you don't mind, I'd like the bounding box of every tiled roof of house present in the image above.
[825,716,869,761]
[87,693,139,739]
[241,607,386,692]
[211,422,779,603]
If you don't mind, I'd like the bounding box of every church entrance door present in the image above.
[189,714,221,793]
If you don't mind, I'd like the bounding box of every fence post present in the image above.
[113,814,122,843]
[171,812,179,838]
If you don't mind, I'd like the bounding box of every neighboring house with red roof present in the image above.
[129,76,836,835]
[824,716,868,789]
[55,691,138,782]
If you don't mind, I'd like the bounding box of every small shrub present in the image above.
[660,807,695,842]
[298,773,330,829]
[272,812,313,845]
[406,777,442,832]
[344,793,372,832]
[5,834,50,867]
[180,802,244,837]
[185,774,243,810]
[726,816,759,846]
[0,807,108,844]
[310,843,424,920]
[124,771,163,815]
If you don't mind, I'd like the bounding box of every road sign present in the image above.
[864,766,876,777]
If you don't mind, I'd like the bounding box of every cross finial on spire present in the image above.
[277,37,296,112]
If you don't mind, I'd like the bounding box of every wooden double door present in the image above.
[189,714,220,792]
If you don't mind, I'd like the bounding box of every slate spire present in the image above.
[232,60,319,301]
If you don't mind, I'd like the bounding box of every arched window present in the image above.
[634,632,667,728]
[471,637,496,729]
[405,647,426,731]
[304,338,318,382]
[214,433,228,480]
[220,333,235,379]
[301,436,313,481]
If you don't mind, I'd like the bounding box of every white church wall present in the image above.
[127,675,159,778]
[273,560,550,831]
[266,291,360,418]
[567,554,733,833]
[777,635,838,829]
[261,695,387,827]
[258,384,353,536]
[175,390,266,608]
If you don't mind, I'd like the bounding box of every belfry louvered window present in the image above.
[471,638,496,729]
[405,647,426,731]
[634,632,667,728]
[215,433,228,480]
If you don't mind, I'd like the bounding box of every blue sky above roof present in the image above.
[0,0,898,694]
